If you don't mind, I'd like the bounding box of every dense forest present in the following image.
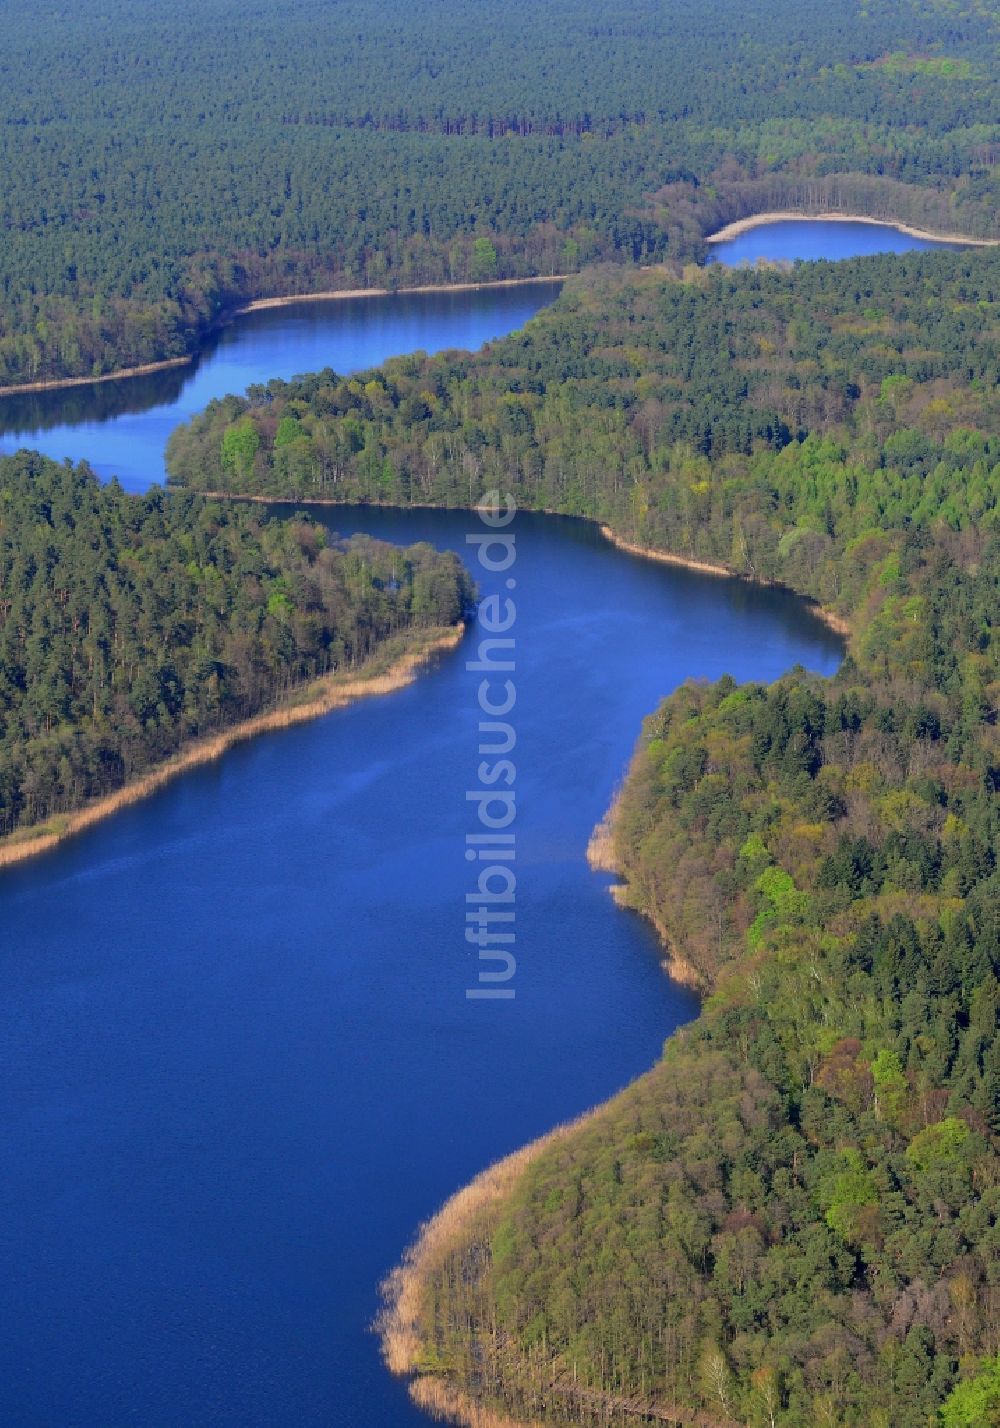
[166,247,1000,627]
[3,0,998,1421]
[0,452,471,840]
[175,254,1000,1423]
[1,0,1000,385]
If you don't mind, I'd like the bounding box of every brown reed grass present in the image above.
[0,623,464,871]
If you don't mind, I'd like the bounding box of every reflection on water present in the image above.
[0,284,564,491]
[0,362,194,435]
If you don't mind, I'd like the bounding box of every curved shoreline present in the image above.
[587,797,705,991]
[0,623,464,872]
[598,524,852,637]
[381,1099,735,1428]
[0,354,193,398]
[177,499,852,641]
[5,211,994,398]
[380,1112,596,1428]
[3,214,997,398]
[380,519,853,1428]
[0,276,567,399]
[705,210,999,247]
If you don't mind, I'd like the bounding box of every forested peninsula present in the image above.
[170,251,1000,1425]
[0,453,472,859]
[3,0,1000,386]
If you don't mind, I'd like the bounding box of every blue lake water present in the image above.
[708,216,965,266]
[1,223,944,1425]
[0,507,842,1427]
[0,284,563,492]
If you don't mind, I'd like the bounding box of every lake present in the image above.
[708,216,966,266]
[0,216,967,492]
[0,283,564,493]
[0,222,938,1426]
[0,506,843,1428]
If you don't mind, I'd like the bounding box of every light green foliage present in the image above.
[871,1048,907,1123]
[471,239,499,282]
[905,1117,971,1174]
[940,1356,1000,1426]
[274,416,304,448]
[818,1148,878,1239]
[220,418,260,478]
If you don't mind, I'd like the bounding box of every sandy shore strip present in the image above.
[705,210,1000,247]
[381,1101,736,1426]
[0,276,567,399]
[237,273,567,316]
[189,506,846,639]
[0,355,192,398]
[586,795,704,988]
[599,524,852,637]
[181,502,852,638]
[380,1111,595,1428]
[0,624,464,872]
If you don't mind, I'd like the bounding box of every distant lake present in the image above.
[0,219,972,490]
[709,216,967,266]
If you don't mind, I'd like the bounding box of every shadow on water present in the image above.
[0,361,195,435]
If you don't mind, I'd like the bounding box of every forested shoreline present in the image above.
[0,453,473,849]
[166,247,1000,630]
[175,252,1000,1424]
[1,0,999,386]
[3,0,1000,1419]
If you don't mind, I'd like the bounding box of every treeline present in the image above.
[653,172,1000,248]
[424,584,1000,1425]
[1,0,1000,383]
[173,255,1000,1421]
[167,248,1000,630]
[0,453,471,838]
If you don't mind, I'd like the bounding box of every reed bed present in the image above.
[585,789,622,873]
[410,1377,546,1428]
[380,1112,597,1425]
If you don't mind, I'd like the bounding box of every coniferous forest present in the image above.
[1,0,1000,385]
